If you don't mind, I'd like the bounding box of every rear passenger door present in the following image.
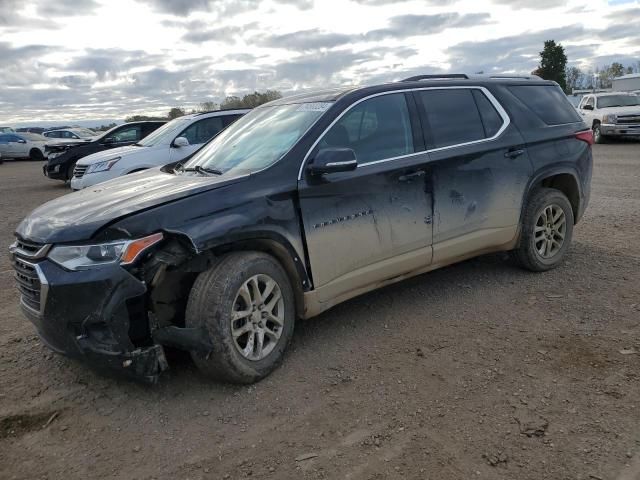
[415,87,532,263]
[299,92,433,302]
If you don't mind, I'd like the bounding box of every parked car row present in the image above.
[68,109,247,189]
[11,75,594,384]
[44,121,166,181]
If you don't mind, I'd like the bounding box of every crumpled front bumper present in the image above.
[15,257,169,383]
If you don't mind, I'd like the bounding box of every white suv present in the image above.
[70,109,249,189]
[577,92,640,143]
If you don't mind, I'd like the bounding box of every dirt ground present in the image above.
[1,144,639,480]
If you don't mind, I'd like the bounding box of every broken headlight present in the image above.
[48,233,163,271]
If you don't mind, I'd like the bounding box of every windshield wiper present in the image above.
[182,165,223,176]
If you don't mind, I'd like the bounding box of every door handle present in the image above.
[398,170,426,182]
[505,149,525,159]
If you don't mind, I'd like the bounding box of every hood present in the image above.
[16,169,250,244]
[77,144,155,165]
[599,105,640,115]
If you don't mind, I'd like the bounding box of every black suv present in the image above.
[43,121,165,181]
[12,75,593,383]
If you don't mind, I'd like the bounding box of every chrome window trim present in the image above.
[297,86,511,181]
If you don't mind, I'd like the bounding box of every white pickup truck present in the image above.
[577,92,640,143]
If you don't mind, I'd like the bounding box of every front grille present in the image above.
[73,165,88,178]
[617,115,640,125]
[13,257,42,313]
[15,238,43,256]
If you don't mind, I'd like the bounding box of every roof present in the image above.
[264,74,554,107]
[614,73,640,81]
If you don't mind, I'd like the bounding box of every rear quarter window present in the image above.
[508,85,582,125]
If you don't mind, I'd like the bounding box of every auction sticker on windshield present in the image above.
[296,102,332,112]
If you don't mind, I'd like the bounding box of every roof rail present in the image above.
[402,74,469,82]
[194,107,252,116]
[488,74,541,80]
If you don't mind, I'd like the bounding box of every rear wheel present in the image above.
[514,188,574,272]
[185,252,295,384]
[29,148,44,161]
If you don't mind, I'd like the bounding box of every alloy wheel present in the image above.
[230,274,284,361]
[533,204,566,259]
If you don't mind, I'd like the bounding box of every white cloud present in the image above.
[0,0,638,123]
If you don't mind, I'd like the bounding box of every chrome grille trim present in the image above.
[9,239,51,259]
[73,164,88,178]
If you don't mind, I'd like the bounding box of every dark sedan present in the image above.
[43,121,165,181]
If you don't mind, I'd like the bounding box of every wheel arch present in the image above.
[208,237,307,319]
[523,168,581,225]
[145,230,309,321]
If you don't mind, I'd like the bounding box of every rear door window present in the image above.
[417,89,487,149]
[318,93,414,164]
[471,90,503,138]
[508,85,582,124]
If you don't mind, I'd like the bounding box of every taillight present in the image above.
[575,130,594,146]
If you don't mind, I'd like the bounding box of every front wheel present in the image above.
[513,188,574,272]
[593,124,608,144]
[185,252,295,384]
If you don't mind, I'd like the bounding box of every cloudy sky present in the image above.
[0,0,638,125]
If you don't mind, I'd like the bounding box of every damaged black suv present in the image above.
[11,74,593,383]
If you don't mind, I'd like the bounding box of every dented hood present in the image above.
[16,168,249,244]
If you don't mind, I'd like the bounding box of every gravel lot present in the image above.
[1,144,639,480]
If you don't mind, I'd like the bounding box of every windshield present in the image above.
[597,95,640,108]
[185,102,331,175]
[138,117,191,147]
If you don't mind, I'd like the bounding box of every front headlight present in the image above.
[85,157,120,175]
[48,233,163,271]
[602,114,617,124]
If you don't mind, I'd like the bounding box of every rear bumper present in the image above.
[600,123,640,137]
[14,257,168,383]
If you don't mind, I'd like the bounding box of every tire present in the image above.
[185,251,295,384]
[29,148,44,161]
[66,162,76,182]
[593,124,608,144]
[513,188,574,272]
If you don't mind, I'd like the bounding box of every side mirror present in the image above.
[173,136,189,148]
[583,104,594,111]
[308,148,357,176]
[102,136,115,144]
[17,139,26,144]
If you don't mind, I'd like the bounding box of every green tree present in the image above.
[198,101,218,112]
[609,62,625,79]
[168,107,186,119]
[626,66,634,75]
[537,40,568,91]
[220,90,282,109]
[125,115,165,122]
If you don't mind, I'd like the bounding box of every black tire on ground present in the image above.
[593,123,608,144]
[29,148,44,161]
[513,188,574,272]
[66,162,76,182]
[185,251,296,384]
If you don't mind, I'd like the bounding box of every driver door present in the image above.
[298,92,433,303]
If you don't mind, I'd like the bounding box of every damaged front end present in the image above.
[10,233,212,383]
